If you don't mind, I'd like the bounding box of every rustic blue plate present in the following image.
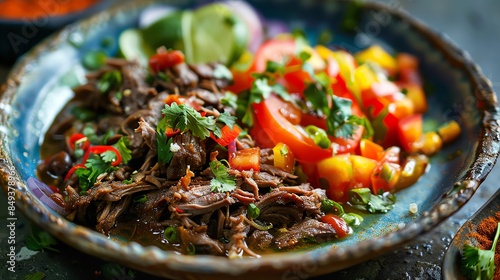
[0,1,499,279]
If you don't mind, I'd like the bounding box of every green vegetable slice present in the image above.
[190,3,248,65]
[118,29,154,66]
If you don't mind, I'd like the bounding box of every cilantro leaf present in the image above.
[304,83,330,116]
[25,227,58,252]
[100,263,136,280]
[326,95,367,139]
[101,150,117,163]
[213,64,233,80]
[265,60,285,74]
[97,70,122,94]
[23,272,46,280]
[210,159,236,193]
[217,112,237,129]
[161,103,217,139]
[221,91,238,109]
[156,131,174,164]
[250,78,274,103]
[77,154,117,193]
[113,137,132,164]
[348,188,396,213]
[461,222,500,280]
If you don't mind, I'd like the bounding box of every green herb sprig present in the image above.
[461,222,500,280]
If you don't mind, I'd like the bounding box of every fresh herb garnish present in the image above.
[156,117,174,164]
[159,103,237,141]
[97,70,122,94]
[348,188,396,213]
[76,154,117,193]
[265,60,285,74]
[248,203,260,219]
[25,227,58,252]
[161,103,216,139]
[100,263,136,280]
[209,159,236,193]
[213,64,233,80]
[221,91,238,109]
[23,272,46,280]
[461,222,500,280]
[328,95,371,139]
[113,137,132,164]
[82,50,106,70]
[133,194,147,203]
[321,199,363,226]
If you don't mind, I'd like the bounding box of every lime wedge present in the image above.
[191,3,248,65]
[118,28,155,66]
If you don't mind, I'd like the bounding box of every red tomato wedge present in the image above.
[320,214,350,238]
[253,94,333,163]
[210,125,242,147]
[254,38,297,72]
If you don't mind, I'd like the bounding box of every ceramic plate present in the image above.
[0,1,499,279]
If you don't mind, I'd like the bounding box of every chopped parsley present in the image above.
[348,188,396,213]
[156,117,174,164]
[76,154,117,193]
[25,227,58,252]
[209,159,236,193]
[213,64,233,80]
[23,272,46,280]
[113,136,132,164]
[97,70,122,94]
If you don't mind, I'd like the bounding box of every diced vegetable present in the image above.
[420,131,443,156]
[320,214,350,238]
[438,120,461,143]
[360,139,383,161]
[317,155,352,201]
[397,114,423,152]
[210,125,242,146]
[149,50,185,73]
[272,142,295,173]
[394,154,429,191]
[229,147,261,171]
[355,45,397,74]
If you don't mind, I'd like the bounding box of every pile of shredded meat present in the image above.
[37,57,340,257]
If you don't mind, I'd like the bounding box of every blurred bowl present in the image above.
[0,0,115,65]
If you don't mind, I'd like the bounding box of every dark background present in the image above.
[1,0,500,279]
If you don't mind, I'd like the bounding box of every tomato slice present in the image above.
[320,214,350,238]
[210,125,242,147]
[397,114,423,152]
[254,38,297,72]
[253,94,333,163]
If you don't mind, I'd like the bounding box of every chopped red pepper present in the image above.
[83,145,122,166]
[64,164,86,181]
[165,127,181,138]
[175,207,184,213]
[210,125,242,146]
[149,50,185,74]
[69,133,90,151]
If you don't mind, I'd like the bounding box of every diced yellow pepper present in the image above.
[438,121,461,144]
[354,64,379,91]
[420,132,443,156]
[355,45,398,74]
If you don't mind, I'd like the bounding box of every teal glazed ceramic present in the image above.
[0,1,499,279]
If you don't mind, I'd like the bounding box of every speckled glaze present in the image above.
[0,1,499,279]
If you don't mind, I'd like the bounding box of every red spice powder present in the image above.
[468,213,500,279]
[0,0,99,19]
